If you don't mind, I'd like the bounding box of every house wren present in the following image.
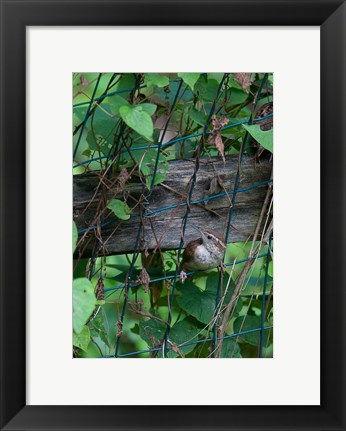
[180,225,226,282]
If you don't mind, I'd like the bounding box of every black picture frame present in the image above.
[1,1,345,430]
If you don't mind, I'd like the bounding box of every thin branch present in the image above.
[215,175,273,358]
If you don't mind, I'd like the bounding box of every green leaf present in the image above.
[73,110,86,128]
[139,318,199,357]
[233,315,263,346]
[89,311,111,348]
[73,278,97,334]
[255,96,273,113]
[175,138,197,159]
[268,261,273,278]
[73,221,78,253]
[132,148,169,190]
[73,127,104,172]
[229,75,244,90]
[119,105,153,141]
[178,73,201,91]
[229,89,249,105]
[152,80,193,106]
[139,103,157,117]
[221,338,242,358]
[86,118,115,150]
[73,325,91,352]
[242,124,273,153]
[139,319,166,347]
[189,107,206,126]
[169,319,200,357]
[107,199,131,220]
[131,323,140,335]
[176,273,237,325]
[207,73,225,84]
[176,281,212,324]
[81,149,91,157]
[261,343,273,358]
[228,249,272,296]
[86,133,107,151]
[195,77,219,101]
[107,94,129,116]
[145,160,168,190]
[144,73,169,88]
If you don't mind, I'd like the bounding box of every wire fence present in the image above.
[73,73,273,359]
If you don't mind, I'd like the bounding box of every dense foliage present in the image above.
[73,72,273,358]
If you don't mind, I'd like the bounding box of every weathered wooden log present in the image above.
[74,155,272,256]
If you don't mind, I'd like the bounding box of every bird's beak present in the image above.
[190,224,205,237]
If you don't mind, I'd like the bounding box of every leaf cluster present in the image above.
[72,73,273,358]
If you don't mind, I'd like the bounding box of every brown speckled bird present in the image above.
[180,225,226,283]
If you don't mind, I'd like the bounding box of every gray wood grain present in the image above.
[74,155,272,256]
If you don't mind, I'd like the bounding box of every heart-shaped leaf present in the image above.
[176,273,238,325]
[145,73,169,88]
[139,318,199,357]
[107,199,131,220]
[107,94,129,116]
[178,73,201,91]
[73,278,97,334]
[139,103,157,117]
[242,124,273,153]
[233,315,264,346]
[168,319,200,357]
[132,148,169,190]
[73,325,91,352]
[220,338,242,358]
[119,105,154,141]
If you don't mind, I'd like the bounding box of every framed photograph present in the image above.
[1,1,345,430]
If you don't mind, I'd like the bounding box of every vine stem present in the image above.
[215,174,273,358]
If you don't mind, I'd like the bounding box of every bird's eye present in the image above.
[207,235,212,239]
